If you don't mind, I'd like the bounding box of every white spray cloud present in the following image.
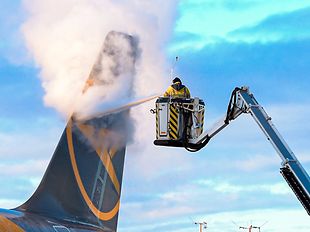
[21,0,183,194]
[74,31,140,119]
[21,1,190,225]
[22,0,178,118]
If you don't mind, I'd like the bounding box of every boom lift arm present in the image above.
[154,86,310,214]
[187,86,310,215]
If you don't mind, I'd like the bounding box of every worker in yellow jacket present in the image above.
[164,77,191,98]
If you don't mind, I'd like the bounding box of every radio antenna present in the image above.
[170,56,179,79]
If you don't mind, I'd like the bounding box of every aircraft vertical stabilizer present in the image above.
[16,31,139,231]
[17,112,129,231]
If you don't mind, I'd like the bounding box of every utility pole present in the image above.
[194,221,207,232]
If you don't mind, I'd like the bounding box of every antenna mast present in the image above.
[170,56,179,79]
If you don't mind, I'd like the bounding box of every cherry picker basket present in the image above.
[154,97,205,147]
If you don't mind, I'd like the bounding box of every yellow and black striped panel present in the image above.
[169,105,179,140]
[200,109,204,136]
[156,108,159,139]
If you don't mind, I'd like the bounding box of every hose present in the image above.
[183,87,241,152]
[183,135,211,152]
[225,87,241,124]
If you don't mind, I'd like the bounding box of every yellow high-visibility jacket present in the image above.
[164,83,191,98]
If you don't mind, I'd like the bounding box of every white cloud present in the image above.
[172,0,310,51]
[197,179,292,195]
[0,199,22,209]
[144,206,195,220]
[233,154,279,172]
[0,124,62,160]
[0,160,48,177]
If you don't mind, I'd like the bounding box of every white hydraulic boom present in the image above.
[189,86,310,215]
[154,86,310,215]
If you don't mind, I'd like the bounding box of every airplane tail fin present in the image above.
[17,113,129,231]
[16,31,139,231]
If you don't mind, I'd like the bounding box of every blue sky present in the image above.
[1,0,310,232]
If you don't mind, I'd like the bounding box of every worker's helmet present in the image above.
[173,77,182,84]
